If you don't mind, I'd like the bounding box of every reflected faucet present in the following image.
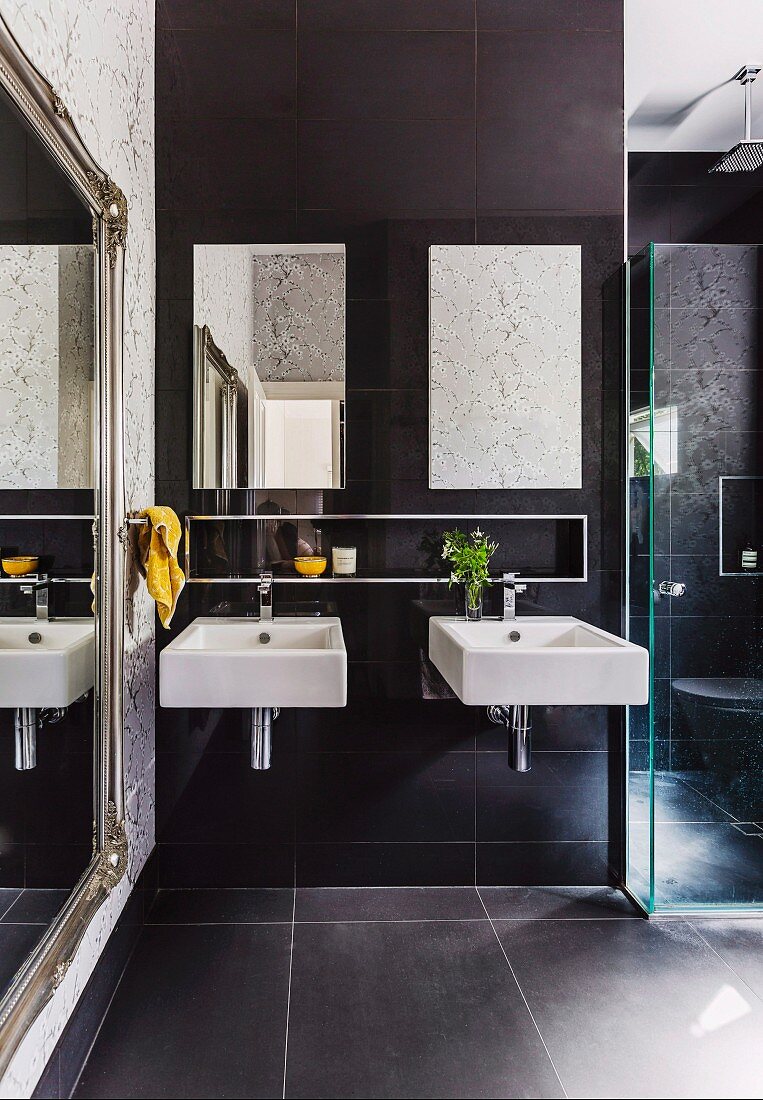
[501,572,526,621]
[258,570,273,622]
[21,574,50,621]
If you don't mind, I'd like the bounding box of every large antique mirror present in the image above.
[193,243,346,489]
[0,15,126,1076]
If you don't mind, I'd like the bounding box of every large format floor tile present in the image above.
[479,886,640,920]
[73,924,292,1099]
[284,919,563,1099]
[691,919,763,1001]
[0,924,46,998]
[495,918,763,1099]
[1,888,70,925]
[0,888,21,920]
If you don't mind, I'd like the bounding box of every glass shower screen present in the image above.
[625,242,763,913]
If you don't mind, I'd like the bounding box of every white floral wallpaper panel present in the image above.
[429,245,582,489]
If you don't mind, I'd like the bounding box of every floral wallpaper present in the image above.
[252,250,345,383]
[429,245,582,489]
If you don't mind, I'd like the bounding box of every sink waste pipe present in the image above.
[487,705,532,772]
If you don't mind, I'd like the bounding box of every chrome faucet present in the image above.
[501,572,526,621]
[21,574,50,621]
[258,570,273,622]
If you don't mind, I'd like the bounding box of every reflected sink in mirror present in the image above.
[0,618,95,707]
[429,616,648,706]
[160,617,347,709]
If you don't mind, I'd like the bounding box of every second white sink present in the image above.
[0,618,95,708]
[429,615,648,706]
[160,616,347,708]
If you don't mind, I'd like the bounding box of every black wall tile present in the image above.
[299,31,474,120]
[154,1,626,890]
[298,120,475,213]
[296,841,475,887]
[157,28,295,118]
[157,118,296,211]
[299,1,474,31]
[159,0,295,30]
[476,840,612,885]
[297,751,475,843]
[477,1,619,32]
[476,32,623,212]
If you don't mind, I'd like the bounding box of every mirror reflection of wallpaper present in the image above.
[58,246,95,486]
[193,244,253,375]
[429,245,582,489]
[252,248,345,382]
[0,244,94,488]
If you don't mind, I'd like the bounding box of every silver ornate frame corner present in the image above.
[192,324,241,489]
[0,12,128,1077]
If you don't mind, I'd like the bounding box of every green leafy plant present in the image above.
[441,528,498,612]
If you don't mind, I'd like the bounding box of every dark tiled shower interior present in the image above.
[154,0,625,891]
[70,886,763,1099]
[627,175,763,905]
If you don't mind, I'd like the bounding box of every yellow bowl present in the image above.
[2,556,39,576]
[294,555,327,576]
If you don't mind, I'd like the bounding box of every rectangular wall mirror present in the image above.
[193,243,345,489]
[429,244,582,489]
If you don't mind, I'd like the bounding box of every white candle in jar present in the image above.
[332,546,356,575]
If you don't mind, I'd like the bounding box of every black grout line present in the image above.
[475,886,569,1100]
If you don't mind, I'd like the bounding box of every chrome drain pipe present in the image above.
[487,704,532,772]
[14,707,37,771]
[251,706,279,770]
[13,704,70,771]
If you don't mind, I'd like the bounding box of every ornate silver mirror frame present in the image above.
[0,14,127,1075]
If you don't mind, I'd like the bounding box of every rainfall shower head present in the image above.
[709,65,763,173]
[711,141,763,172]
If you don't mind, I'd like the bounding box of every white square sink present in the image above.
[0,618,95,708]
[429,616,648,706]
[160,617,347,708]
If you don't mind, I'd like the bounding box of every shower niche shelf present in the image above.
[719,476,763,576]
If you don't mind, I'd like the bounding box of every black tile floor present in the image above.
[71,887,763,1099]
[0,888,69,999]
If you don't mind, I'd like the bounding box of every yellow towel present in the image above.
[137,507,185,628]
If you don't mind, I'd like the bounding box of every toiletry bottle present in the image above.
[741,539,758,571]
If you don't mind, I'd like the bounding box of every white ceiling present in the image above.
[627,0,763,151]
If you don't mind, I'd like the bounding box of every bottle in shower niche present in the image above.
[741,538,758,571]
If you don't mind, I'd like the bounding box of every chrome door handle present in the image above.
[658,581,686,597]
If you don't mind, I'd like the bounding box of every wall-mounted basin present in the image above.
[0,618,95,708]
[429,616,648,706]
[160,616,347,708]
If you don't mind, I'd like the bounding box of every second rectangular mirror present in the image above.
[193,243,345,490]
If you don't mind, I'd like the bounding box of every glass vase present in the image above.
[465,588,483,621]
